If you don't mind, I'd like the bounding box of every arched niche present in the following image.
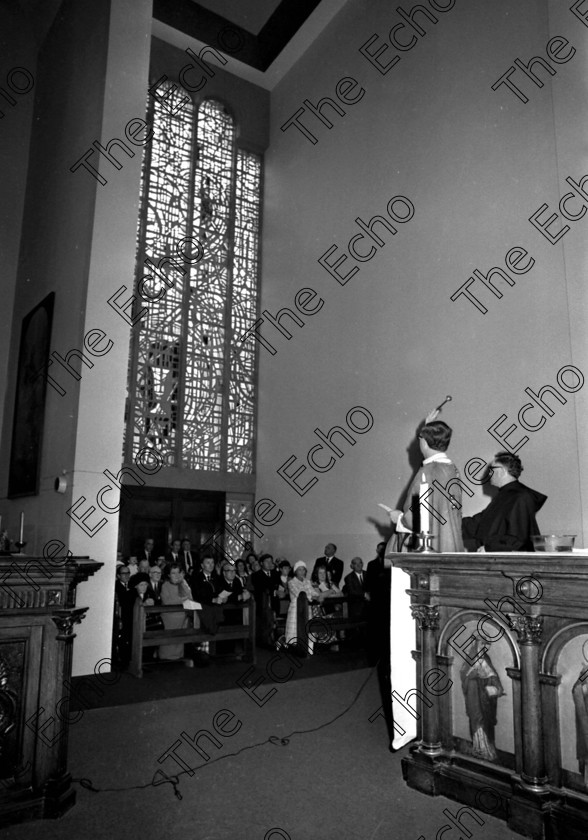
[542,623,588,790]
[438,609,520,765]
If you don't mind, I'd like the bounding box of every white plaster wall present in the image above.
[68,0,153,675]
[255,0,588,570]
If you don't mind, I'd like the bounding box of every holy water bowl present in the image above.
[532,534,576,552]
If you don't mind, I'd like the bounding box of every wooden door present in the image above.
[118,487,225,560]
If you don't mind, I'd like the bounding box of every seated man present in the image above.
[192,556,222,605]
[216,561,251,610]
[164,538,182,572]
[312,543,344,587]
[343,557,369,623]
[462,451,547,552]
[179,538,197,582]
[216,561,251,655]
[139,537,155,565]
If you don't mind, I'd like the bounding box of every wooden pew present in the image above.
[130,599,256,678]
[295,592,367,653]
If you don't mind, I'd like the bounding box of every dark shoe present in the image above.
[192,651,210,668]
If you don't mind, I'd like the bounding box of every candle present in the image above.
[19,512,24,544]
[419,473,430,534]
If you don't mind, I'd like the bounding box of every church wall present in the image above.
[0,0,111,556]
[0,0,153,675]
[0,3,36,474]
[1,1,271,675]
[255,0,588,568]
[67,0,154,675]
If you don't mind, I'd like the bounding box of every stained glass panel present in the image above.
[126,89,262,475]
[224,496,255,561]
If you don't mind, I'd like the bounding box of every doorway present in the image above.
[118,486,225,560]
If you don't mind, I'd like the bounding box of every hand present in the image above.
[241,590,251,602]
[389,509,402,524]
[145,598,154,606]
[477,546,486,553]
[425,408,440,424]
[364,593,371,601]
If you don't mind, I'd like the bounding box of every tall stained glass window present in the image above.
[125,86,262,475]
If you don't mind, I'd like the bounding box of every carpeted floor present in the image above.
[70,638,370,710]
[5,663,523,840]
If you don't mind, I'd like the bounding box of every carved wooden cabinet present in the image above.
[0,555,101,827]
[389,551,588,840]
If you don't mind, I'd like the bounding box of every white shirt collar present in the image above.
[423,452,452,465]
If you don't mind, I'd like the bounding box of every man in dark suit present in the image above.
[217,562,250,605]
[364,541,391,669]
[364,541,387,598]
[312,543,344,586]
[216,561,251,654]
[164,538,182,573]
[114,566,134,667]
[251,553,280,647]
[139,537,155,565]
[192,556,221,604]
[179,538,198,582]
[147,565,163,603]
[343,557,368,623]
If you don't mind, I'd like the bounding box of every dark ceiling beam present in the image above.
[152,0,324,71]
[257,0,323,66]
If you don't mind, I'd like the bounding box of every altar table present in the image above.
[388,550,588,840]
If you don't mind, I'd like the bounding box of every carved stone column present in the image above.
[508,614,547,787]
[411,604,441,755]
[49,608,88,783]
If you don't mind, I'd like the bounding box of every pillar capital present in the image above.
[411,604,439,630]
[508,614,543,645]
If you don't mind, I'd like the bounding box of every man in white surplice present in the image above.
[383,410,464,750]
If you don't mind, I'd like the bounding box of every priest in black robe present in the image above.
[462,451,546,552]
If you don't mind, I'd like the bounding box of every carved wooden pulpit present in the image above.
[388,551,588,840]
[0,554,102,827]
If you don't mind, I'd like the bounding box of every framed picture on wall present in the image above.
[8,293,55,497]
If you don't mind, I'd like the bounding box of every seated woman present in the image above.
[131,572,153,605]
[275,559,292,601]
[284,560,324,655]
[246,553,261,574]
[309,565,340,646]
[159,564,200,662]
[311,565,342,619]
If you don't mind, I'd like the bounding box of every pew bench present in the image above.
[295,592,367,653]
[130,599,256,678]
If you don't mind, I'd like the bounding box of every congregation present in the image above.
[113,539,390,671]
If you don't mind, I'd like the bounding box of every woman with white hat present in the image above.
[284,560,323,655]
